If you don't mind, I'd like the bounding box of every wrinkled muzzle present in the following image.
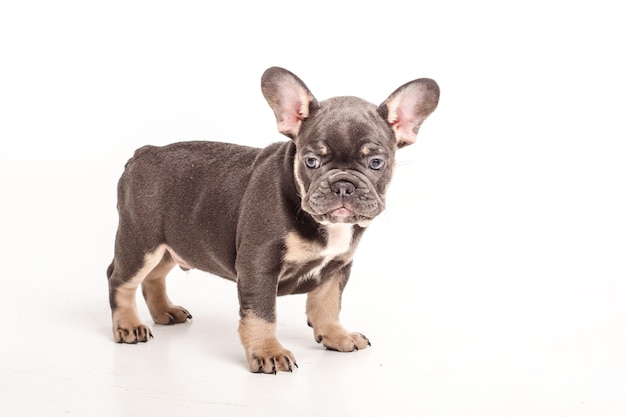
[303,169,385,225]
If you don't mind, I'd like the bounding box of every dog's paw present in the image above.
[314,324,370,352]
[246,342,298,374]
[114,322,153,344]
[152,305,192,325]
[112,310,153,343]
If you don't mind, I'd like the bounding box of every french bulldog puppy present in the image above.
[107,67,439,373]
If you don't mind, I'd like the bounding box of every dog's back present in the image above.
[115,141,261,279]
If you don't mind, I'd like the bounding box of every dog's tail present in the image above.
[106,261,115,280]
[124,145,157,169]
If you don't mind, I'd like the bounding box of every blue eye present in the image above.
[369,158,384,170]
[305,157,320,169]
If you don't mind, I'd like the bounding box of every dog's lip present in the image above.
[315,206,372,225]
[329,207,353,216]
[326,207,358,223]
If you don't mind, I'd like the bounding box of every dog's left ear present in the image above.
[261,67,319,139]
[379,78,440,148]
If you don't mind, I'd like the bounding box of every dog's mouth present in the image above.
[328,207,354,221]
[314,205,374,225]
[305,203,378,226]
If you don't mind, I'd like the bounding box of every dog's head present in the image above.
[262,67,439,226]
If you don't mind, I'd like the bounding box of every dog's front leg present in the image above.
[306,263,371,352]
[237,282,297,374]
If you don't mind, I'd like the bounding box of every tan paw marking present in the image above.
[239,314,298,374]
[152,305,192,325]
[113,315,153,344]
[247,341,297,374]
[314,324,371,352]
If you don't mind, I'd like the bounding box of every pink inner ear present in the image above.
[278,113,304,135]
[276,82,312,136]
[388,99,419,146]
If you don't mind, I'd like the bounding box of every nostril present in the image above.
[331,181,356,196]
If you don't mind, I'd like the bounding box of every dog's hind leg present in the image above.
[108,245,168,343]
[141,250,192,325]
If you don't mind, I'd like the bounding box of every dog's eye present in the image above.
[369,158,385,170]
[304,157,320,169]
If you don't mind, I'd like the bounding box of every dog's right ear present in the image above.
[378,78,440,148]
[261,67,319,139]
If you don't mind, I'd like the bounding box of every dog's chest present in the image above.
[282,224,354,284]
[320,223,353,258]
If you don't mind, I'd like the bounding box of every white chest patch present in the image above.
[306,224,353,281]
[282,223,354,284]
[321,223,354,258]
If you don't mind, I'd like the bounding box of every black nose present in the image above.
[330,180,356,197]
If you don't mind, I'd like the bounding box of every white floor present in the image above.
[1,2,625,417]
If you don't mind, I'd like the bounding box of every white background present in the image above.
[1,1,625,416]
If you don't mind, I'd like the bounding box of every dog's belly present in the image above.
[164,244,238,280]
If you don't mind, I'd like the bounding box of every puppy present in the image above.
[107,67,439,373]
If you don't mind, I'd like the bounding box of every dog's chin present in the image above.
[311,207,372,226]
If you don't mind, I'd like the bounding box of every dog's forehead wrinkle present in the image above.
[298,99,394,159]
[303,140,328,154]
[305,124,391,158]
